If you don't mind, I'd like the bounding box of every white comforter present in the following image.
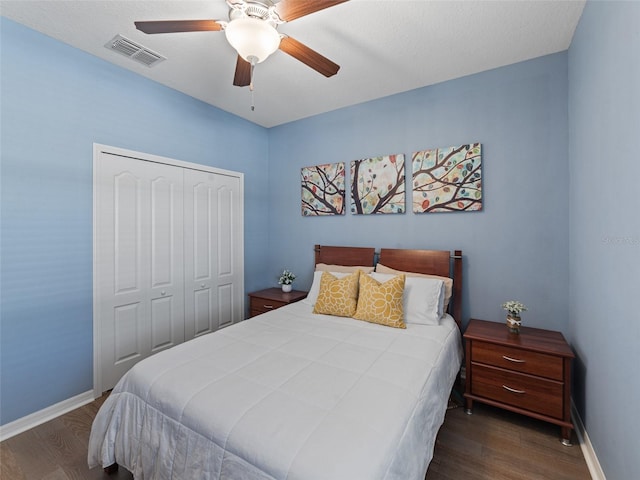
[88,301,462,480]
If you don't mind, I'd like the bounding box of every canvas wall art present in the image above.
[412,143,482,213]
[350,154,405,214]
[301,162,346,216]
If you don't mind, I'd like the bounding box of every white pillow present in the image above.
[370,272,444,325]
[375,263,453,310]
[303,270,352,305]
[315,263,374,273]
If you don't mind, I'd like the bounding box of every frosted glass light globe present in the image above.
[225,17,280,64]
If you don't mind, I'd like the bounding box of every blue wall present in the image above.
[268,53,570,332]
[568,1,640,478]
[0,18,270,425]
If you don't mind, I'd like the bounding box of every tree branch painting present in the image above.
[301,162,345,216]
[350,154,405,214]
[412,143,482,213]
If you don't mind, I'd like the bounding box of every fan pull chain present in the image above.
[249,56,256,111]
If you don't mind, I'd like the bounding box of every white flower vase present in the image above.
[281,284,292,293]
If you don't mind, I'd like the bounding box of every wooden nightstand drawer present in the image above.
[471,363,563,419]
[250,297,287,315]
[472,341,564,381]
[248,288,308,318]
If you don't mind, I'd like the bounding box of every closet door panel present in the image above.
[193,289,213,337]
[215,175,242,329]
[113,303,143,365]
[151,177,178,288]
[184,170,218,340]
[193,183,212,280]
[149,170,185,353]
[217,284,234,329]
[114,172,142,294]
[98,155,150,389]
[97,153,184,391]
[150,296,175,352]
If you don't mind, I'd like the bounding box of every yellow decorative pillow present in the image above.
[313,270,360,317]
[354,274,406,329]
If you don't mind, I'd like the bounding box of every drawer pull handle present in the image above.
[503,385,526,394]
[263,304,274,309]
[502,355,526,363]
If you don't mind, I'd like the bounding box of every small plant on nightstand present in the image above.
[501,300,527,334]
[278,269,296,292]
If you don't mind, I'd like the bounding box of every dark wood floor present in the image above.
[0,394,133,480]
[1,395,591,479]
[426,402,591,480]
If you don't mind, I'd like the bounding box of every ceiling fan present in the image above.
[135,0,349,89]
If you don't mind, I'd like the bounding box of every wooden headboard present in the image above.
[314,245,463,329]
[314,244,375,267]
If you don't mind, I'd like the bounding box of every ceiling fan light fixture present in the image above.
[224,17,280,63]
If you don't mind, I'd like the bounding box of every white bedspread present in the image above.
[88,302,462,480]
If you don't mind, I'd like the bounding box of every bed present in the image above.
[88,245,464,479]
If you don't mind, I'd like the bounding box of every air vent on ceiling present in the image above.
[105,34,166,67]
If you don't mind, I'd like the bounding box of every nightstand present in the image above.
[463,318,575,445]
[248,288,308,317]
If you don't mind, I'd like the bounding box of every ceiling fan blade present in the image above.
[279,36,340,77]
[274,0,350,22]
[134,20,223,34]
[233,56,252,87]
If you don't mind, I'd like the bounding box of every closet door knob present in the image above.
[160,291,166,296]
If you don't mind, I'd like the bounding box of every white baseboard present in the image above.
[0,390,95,442]
[571,401,606,480]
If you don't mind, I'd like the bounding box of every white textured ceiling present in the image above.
[1,0,585,127]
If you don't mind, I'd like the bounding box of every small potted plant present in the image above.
[501,300,527,334]
[278,269,296,292]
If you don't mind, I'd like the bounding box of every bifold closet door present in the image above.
[96,153,185,391]
[184,169,243,340]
